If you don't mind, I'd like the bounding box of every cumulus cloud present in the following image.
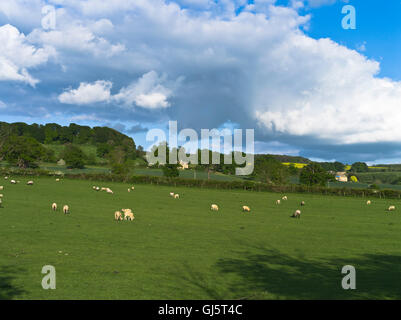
[58,80,112,105]
[0,24,54,86]
[114,71,177,109]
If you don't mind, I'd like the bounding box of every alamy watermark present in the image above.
[341,265,356,290]
[41,5,57,30]
[342,5,356,30]
[146,121,254,176]
[41,265,56,290]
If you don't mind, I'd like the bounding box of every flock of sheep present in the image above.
[0,176,398,221]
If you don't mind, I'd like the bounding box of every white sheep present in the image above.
[0,186,3,190]
[242,206,251,212]
[122,209,134,221]
[106,188,114,194]
[10,180,16,184]
[211,204,219,211]
[115,211,123,221]
[292,209,301,218]
[27,181,34,186]
[63,205,70,214]
[128,188,131,192]
[276,200,281,205]
[174,194,180,199]
[52,203,57,211]
[0,194,3,198]
[131,186,135,190]
[366,200,371,205]
[282,196,288,201]
[170,192,175,197]
[56,178,60,182]
[388,205,396,211]
[301,201,305,206]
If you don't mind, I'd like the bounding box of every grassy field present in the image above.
[1,177,401,300]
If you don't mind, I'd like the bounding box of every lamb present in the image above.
[282,196,288,201]
[242,206,251,212]
[276,200,281,205]
[63,205,70,214]
[27,181,34,185]
[366,200,371,205]
[52,203,57,211]
[114,211,123,221]
[301,201,305,206]
[174,194,180,199]
[388,205,396,211]
[211,204,219,211]
[292,209,301,218]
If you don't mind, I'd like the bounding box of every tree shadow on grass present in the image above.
[215,246,401,300]
[0,266,27,300]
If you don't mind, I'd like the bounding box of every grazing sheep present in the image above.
[128,188,131,192]
[4,177,8,180]
[63,205,70,214]
[292,209,301,218]
[114,211,123,221]
[170,192,175,197]
[96,187,100,191]
[0,186,3,190]
[101,187,107,191]
[282,196,288,201]
[0,194,3,198]
[211,204,219,211]
[388,205,396,211]
[106,188,113,194]
[93,186,97,190]
[366,200,371,205]
[242,206,251,212]
[27,181,34,186]
[174,194,180,199]
[276,200,281,205]
[131,186,135,190]
[301,201,305,206]
[56,178,60,182]
[52,203,57,211]
[122,209,134,221]
[10,180,16,184]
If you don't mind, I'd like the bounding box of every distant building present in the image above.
[179,160,189,170]
[335,172,348,182]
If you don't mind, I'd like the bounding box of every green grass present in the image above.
[1,177,401,300]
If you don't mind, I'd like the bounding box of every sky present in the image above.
[0,0,400,164]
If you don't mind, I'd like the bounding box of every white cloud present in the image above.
[58,80,112,104]
[114,71,175,109]
[0,100,6,109]
[0,24,54,86]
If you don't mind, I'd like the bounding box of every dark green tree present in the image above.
[62,144,86,169]
[351,162,369,173]
[300,163,335,186]
[253,156,289,185]
[0,135,47,168]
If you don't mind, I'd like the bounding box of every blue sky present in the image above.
[0,0,401,164]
